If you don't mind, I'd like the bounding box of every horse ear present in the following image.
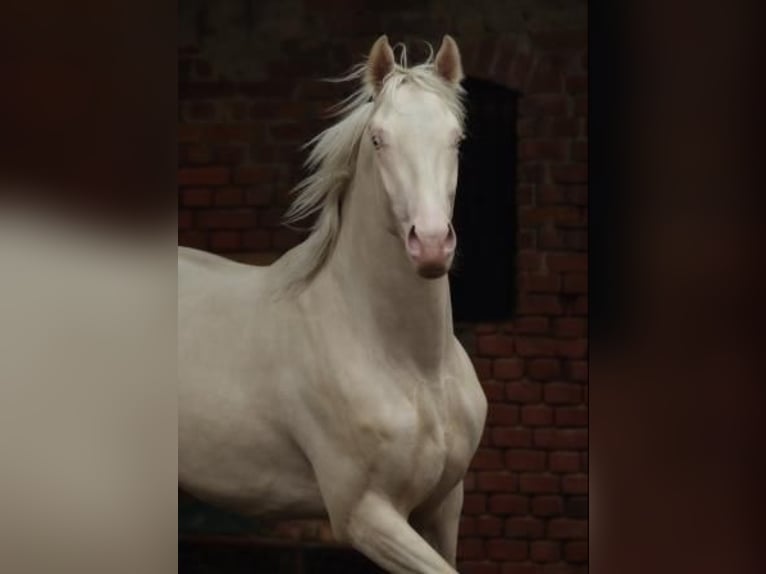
[434,35,464,86]
[366,35,395,94]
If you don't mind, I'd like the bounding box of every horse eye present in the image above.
[371,134,382,149]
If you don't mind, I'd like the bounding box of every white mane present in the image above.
[279,44,466,291]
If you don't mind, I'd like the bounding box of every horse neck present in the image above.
[325,151,453,373]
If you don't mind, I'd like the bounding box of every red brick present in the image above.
[210,231,240,251]
[245,187,274,206]
[181,144,211,164]
[565,185,588,205]
[519,139,567,161]
[531,495,564,517]
[548,518,587,539]
[563,273,587,294]
[492,427,532,448]
[548,451,581,472]
[574,96,588,115]
[242,229,271,251]
[476,323,499,334]
[537,184,566,205]
[530,541,560,563]
[463,494,487,515]
[521,405,554,426]
[215,141,247,164]
[273,228,302,250]
[565,497,588,519]
[516,337,557,358]
[472,358,493,380]
[509,52,534,88]
[202,124,249,142]
[555,407,587,427]
[526,359,561,381]
[566,360,588,382]
[531,29,587,51]
[517,183,535,206]
[270,122,306,142]
[471,448,505,469]
[178,230,207,249]
[571,141,588,162]
[487,540,528,561]
[487,403,520,426]
[527,59,563,94]
[519,163,549,185]
[460,516,477,537]
[520,206,581,226]
[571,296,588,315]
[547,254,587,272]
[565,541,588,563]
[501,566,541,574]
[178,210,193,230]
[477,471,517,493]
[477,334,515,357]
[562,474,588,494]
[187,101,216,120]
[534,429,587,450]
[234,166,278,185]
[538,228,565,250]
[476,515,504,537]
[178,124,201,143]
[464,471,476,491]
[522,274,561,293]
[505,450,546,471]
[553,318,586,338]
[214,186,244,206]
[519,474,560,494]
[552,164,587,184]
[550,117,579,137]
[460,562,499,574]
[517,117,544,138]
[178,167,231,186]
[517,295,563,316]
[493,359,524,380]
[506,382,542,404]
[564,230,588,251]
[544,383,583,405]
[556,339,588,359]
[458,538,486,560]
[482,381,506,401]
[518,251,543,271]
[181,187,213,207]
[488,494,529,515]
[522,93,570,116]
[506,517,545,540]
[565,74,587,94]
[514,317,549,334]
[196,209,257,229]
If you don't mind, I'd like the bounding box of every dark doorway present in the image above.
[450,77,518,322]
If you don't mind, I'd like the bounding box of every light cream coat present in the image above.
[179,36,487,573]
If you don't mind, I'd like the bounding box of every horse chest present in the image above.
[362,383,476,506]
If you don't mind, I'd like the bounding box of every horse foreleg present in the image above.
[414,484,464,566]
[343,491,458,574]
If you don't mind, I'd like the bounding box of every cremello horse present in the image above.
[179,35,487,573]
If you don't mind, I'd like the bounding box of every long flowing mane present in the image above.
[278,44,466,291]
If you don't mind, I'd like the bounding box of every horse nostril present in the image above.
[407,225,421,255]
[444,223,456,251]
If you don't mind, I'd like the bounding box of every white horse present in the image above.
[179,35,487,573]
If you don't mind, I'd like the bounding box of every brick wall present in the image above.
[179,1,588,572]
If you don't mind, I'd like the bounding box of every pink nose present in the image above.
[406,223,456,278]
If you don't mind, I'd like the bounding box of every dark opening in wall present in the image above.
[450,77,518,323]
